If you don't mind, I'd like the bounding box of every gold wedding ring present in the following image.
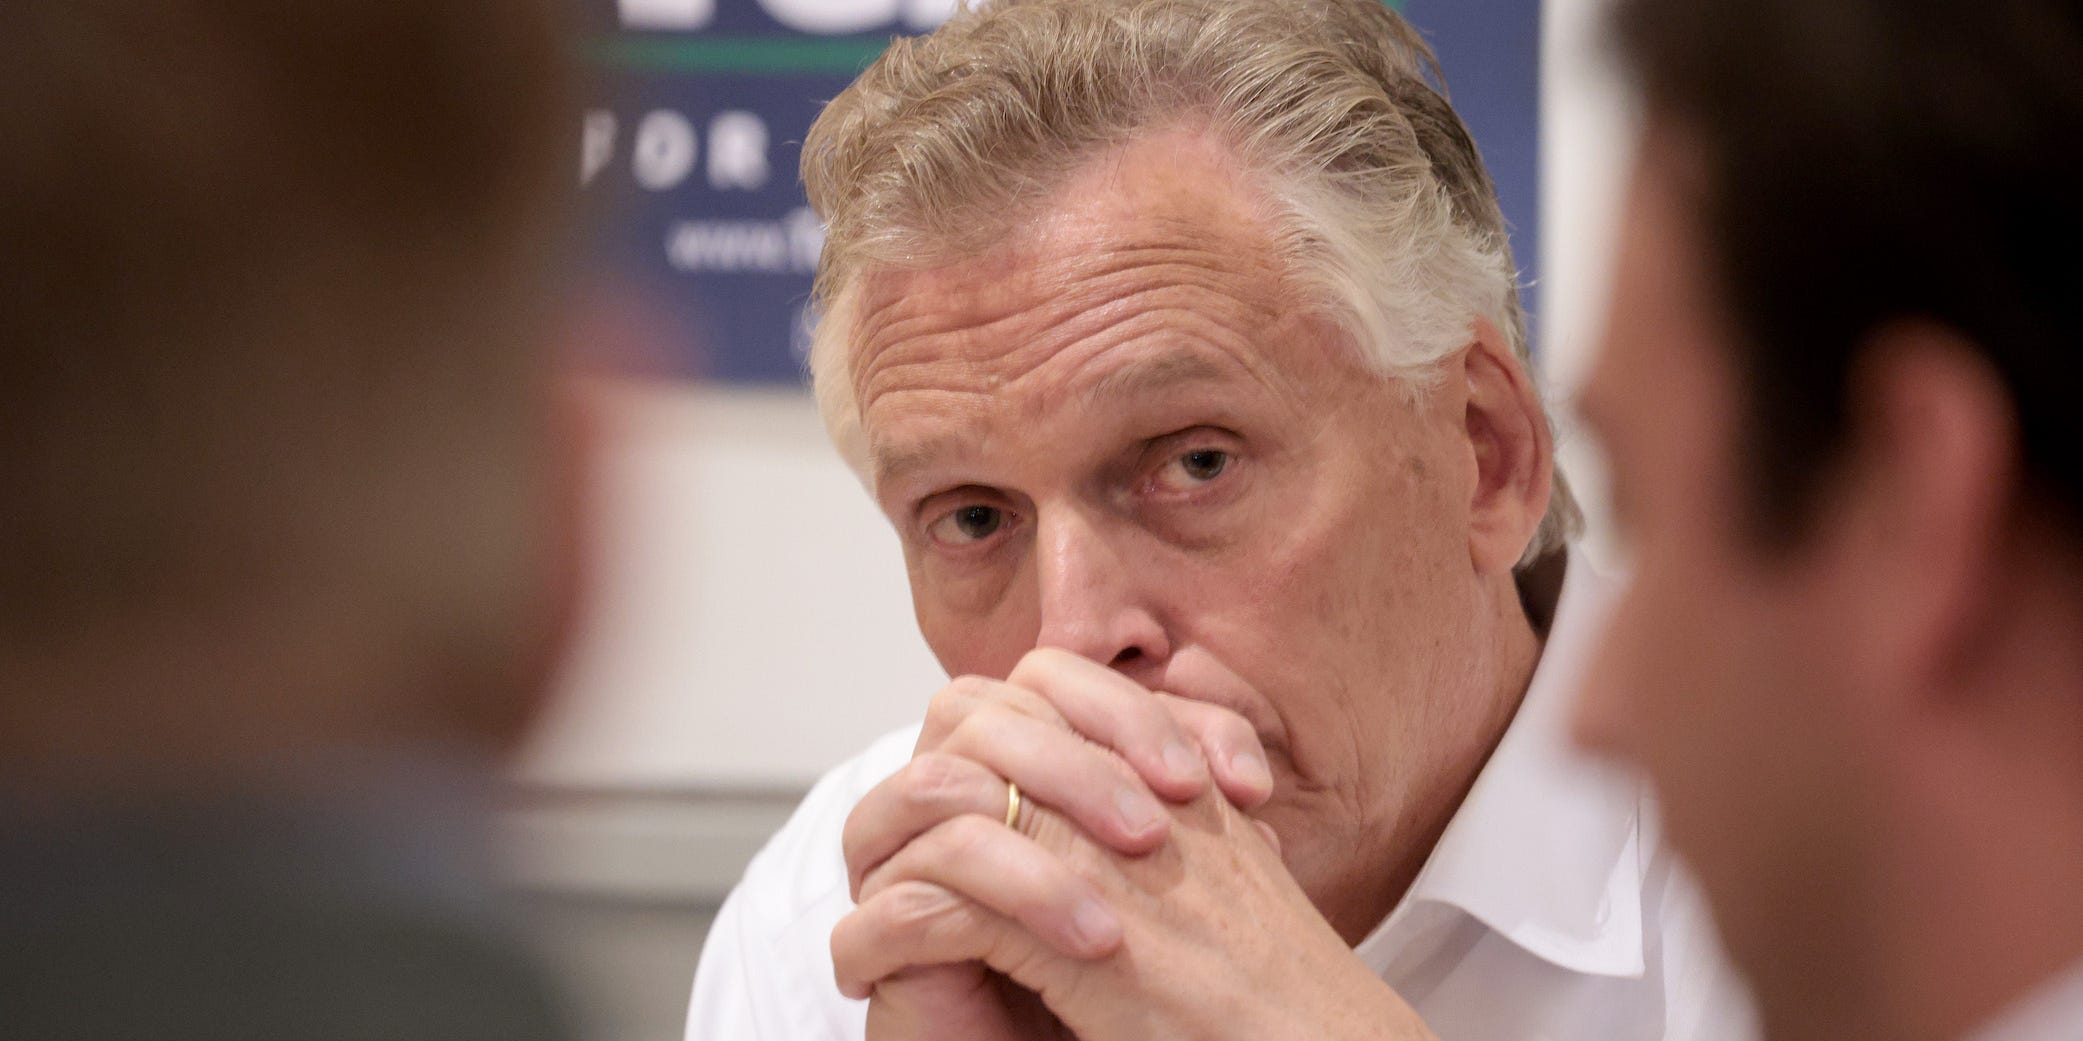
[1003,780,1023,829]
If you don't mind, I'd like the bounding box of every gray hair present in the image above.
[803,0,1580,563]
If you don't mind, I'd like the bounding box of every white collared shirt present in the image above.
[685,561,1759,1041]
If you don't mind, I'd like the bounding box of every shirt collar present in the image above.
[1354,553,1649,980]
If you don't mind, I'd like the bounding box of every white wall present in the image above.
[1540,0,1639,566]
[517,383,945,790]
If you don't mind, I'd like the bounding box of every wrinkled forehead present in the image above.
[848,224,1300,485]
[844,127,1301,412]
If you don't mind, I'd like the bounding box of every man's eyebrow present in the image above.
[871,432,971,496]
[871,352,1238,494]
[1082,351,1235,408]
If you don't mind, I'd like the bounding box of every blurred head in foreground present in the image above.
[0,1,579,792]
[0,1,580,1036]
[1575,2,2083,1039]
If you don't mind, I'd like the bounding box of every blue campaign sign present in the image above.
[581,66,855,383]
[577,2,936,383]
[579,0,1539,385]
[1403,0,1544,346]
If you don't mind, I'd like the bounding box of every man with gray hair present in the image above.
[689,1,1749,1038]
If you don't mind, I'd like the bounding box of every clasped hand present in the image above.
[830,648,1435,1041]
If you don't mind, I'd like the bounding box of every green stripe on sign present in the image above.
[584,36,891,76]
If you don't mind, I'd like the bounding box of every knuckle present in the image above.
[921,681,977,735]
[840,802,874,862]
[883,879,963,930]
[830,908,870,961]
[912,891,989,956]
[941,706,998,757]
[985,927,1051,988]
[1009,646,1068,682]
[944,674,997,704]
[1000,684,1069,731]
[929,812,1000,865]
[901,752,979,813]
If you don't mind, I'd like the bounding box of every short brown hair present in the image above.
[1615,0,2083,543]
[0,2,575,654]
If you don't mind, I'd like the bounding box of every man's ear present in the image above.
[1830,324,2016,698]
[489,374,602,756]
[1462,317,1555,576]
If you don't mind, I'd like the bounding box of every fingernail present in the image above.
[1230,751,1273,793]
[1162,740,1204,783]
[1116,788,1165,837]
[1072,898,1122,951]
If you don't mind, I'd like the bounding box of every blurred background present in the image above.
[503,1,1636,1039]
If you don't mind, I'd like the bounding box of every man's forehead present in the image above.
[863,338,1266,491]
[850,226,1280,354]
[845,126,1319,493]
[852,125,1284,327]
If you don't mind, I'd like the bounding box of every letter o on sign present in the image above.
[633,110,698,191]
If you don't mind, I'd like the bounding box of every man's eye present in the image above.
[1153,448,1230,492]
[1180,449,1228,482]
[929,504,1007,545]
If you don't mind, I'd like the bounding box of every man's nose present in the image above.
[1031,509,1170,676]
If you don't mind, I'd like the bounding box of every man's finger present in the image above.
[934,708,1173,850]
[833,880,1001,1000]
[1010,647,1210,799]
[918,674,1069,751]
[844,752,1007,900]
[862,964,1034,1041]
[834,879,1103,1003]
[842,739,1167,900]
[854,814,1123,965]
[1155,692,1275,809]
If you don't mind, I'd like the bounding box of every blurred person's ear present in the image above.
[469,370,604,759]
[1461,317,1556,576]
[1810,325,2017,710]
